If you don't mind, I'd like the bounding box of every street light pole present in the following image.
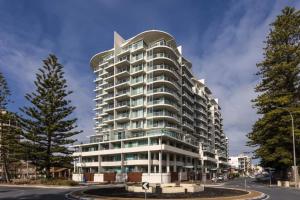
[276,107,298,188]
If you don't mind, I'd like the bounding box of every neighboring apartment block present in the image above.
[72,30,229,183]
[229,154,252,175]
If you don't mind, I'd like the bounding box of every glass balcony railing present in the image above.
[148,53,179,65]
[103,83,114,89]
[103,93,114,100]
[116,101,130,107]
[148,99,179,110]
[147,64,176,73]
[115,79,129,85]
[116,68,130,74]
[131,90,144,96]
[116,90,130,96]
[103,105,114,111]
[147,75,176,83]
[116,113,129,119]
[147,111,180,121]
[103,116,114,122]
[131,66,144,73]
[148,87,179,98]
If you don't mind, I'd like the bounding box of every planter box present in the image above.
[162,186,185,193]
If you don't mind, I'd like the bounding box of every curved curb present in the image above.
[248,193,269,200]
[66,186,268,200]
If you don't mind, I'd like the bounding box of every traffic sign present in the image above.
[142,182,149,190]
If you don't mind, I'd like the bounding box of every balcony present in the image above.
[104,62,114,70]
[131,78,145,87]
[147,111,180,123]
[115,68,130,78]
[116,113,130,122]
[103,72,114,81]
[103,115,114,123]
[149,40,179,57]
[103,95,114,103]
[147,52,179,68]
[131,65,145,75]
[148,77,180,92]
[103,83,114,91]
[103,104,114,112]
[115,57,130,67]
[147,64,179,80]
[182,102,194,113]
[131,90,144,97]
[115,101,130,110]
[182,73,194,86]
[182,92,194,103]
[182,111,194,121]
[115,79,130,88]
[195,123,207,131]
[131,55,145,65]
[93,77,102,83]
[147,87,180,101]
[148,99,180,112]
[115,90,130,99]
[182,122,194,131]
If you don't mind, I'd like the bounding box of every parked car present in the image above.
[255,173,270,182]
[212,176,225,182]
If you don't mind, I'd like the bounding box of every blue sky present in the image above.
[0,0,299,156]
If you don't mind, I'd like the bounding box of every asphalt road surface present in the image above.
[224,177,300,200]
[0,179,300,200]
[0,186,78,200]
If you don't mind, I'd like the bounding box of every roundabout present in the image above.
[67,184,267,200]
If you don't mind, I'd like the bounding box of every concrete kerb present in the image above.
[66,187,267,200]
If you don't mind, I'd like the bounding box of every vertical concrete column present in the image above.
[79,156,82,173]
[159,136,162,174]
[73,158,76,173]
[148,151,151,174]
[154,153,157,173]
[159,151,162,173]
[121,153,124,173]
[167,153,170,173]
[174,154,177,172]
[148,137,151,174]
[98,155,102,173]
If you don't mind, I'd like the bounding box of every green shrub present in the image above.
[12,178,78,186]
[40,179,79,186]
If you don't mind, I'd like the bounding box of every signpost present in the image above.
[142,182,149,200]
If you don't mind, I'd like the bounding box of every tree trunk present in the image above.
[3,156,10,183]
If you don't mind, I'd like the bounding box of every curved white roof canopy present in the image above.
[90,30,179,69]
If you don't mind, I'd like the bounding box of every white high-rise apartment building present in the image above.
[72,30,229,183]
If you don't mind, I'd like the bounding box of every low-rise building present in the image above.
[229,154,252,175]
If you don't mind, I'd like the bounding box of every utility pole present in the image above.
[276,107,298,188]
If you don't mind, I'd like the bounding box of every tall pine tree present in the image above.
[248,7,300,176]
[20,54,81,179]
[0,72,22,182]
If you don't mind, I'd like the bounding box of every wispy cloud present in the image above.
[0,31,94,141]
[183,1,300,155]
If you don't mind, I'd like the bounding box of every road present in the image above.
[224,177,300,200]
[0,186,78,200]
[0,179,300,200]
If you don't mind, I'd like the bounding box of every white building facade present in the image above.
[229,154,252,175]
[72,30,229,183]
